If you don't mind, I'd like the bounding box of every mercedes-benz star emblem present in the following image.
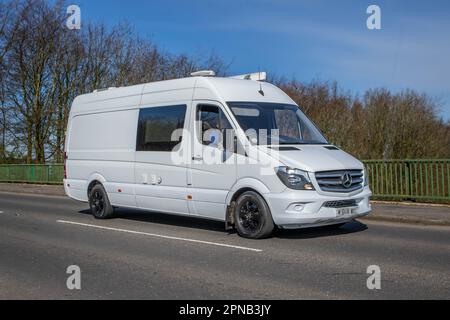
[341,173,353,189]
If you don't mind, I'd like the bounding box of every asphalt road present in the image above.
[0,192,449,300]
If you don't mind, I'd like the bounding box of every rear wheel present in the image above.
[234,191,275,239]
[89,184,114,219]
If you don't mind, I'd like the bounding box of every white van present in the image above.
[64,71,372,239]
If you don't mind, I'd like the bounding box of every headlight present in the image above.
[364,167,369,186]
[275,167,315,190]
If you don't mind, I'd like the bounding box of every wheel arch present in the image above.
[225,178,271,229]
[226,178,271,205]
[86,173,107,198]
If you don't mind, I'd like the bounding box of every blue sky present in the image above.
[74,0,450,120]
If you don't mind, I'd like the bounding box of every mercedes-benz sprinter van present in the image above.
[64,71,372,239]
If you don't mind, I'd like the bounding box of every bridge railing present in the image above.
[0,160,449,203]
[364,160,449,203]
[0,164,64,185]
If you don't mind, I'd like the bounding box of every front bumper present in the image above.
[265,187,372,229]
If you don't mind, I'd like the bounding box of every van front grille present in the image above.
[315,170,364,193]
[323,199,358,208]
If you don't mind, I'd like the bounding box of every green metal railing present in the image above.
[364,160,450,203]
[0,160,449,203]
[0,164,64,185]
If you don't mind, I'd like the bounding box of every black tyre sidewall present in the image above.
[234,191,274,239]
[89,184,114,219]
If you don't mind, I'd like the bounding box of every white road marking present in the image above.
[0,211,3,214]
[57,220,263,253]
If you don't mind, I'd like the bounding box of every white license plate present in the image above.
[336,207,357,217]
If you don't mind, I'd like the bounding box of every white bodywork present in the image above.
[65,76,372,229]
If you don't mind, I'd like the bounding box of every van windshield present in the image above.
[228,102,328,145]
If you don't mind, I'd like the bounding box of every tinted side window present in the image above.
[136,105,186,152]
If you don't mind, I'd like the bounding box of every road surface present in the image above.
[0,192,449,300]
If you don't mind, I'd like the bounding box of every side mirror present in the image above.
[221,129,238,162]
[221,129,237,152]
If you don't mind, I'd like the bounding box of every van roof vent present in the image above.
[191,70,216,77]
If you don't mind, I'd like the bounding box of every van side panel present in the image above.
[66,109,139,207]
[69,110,138,161]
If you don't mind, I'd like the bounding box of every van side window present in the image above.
[197,105,232,146]
[136,105,186,152]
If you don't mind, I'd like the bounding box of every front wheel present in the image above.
[89,184,114,219]
[234,191,275,239]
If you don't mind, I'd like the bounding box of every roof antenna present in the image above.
[258,68,265,96]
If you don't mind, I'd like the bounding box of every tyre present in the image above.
[89,184,114,219]
[234,191,275,239]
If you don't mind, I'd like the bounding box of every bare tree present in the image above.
[6,0,65,163]
[0,0,448,164]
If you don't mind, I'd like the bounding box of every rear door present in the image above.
[187,102,238,220]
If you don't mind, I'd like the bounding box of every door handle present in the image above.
[192,155,203,161]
